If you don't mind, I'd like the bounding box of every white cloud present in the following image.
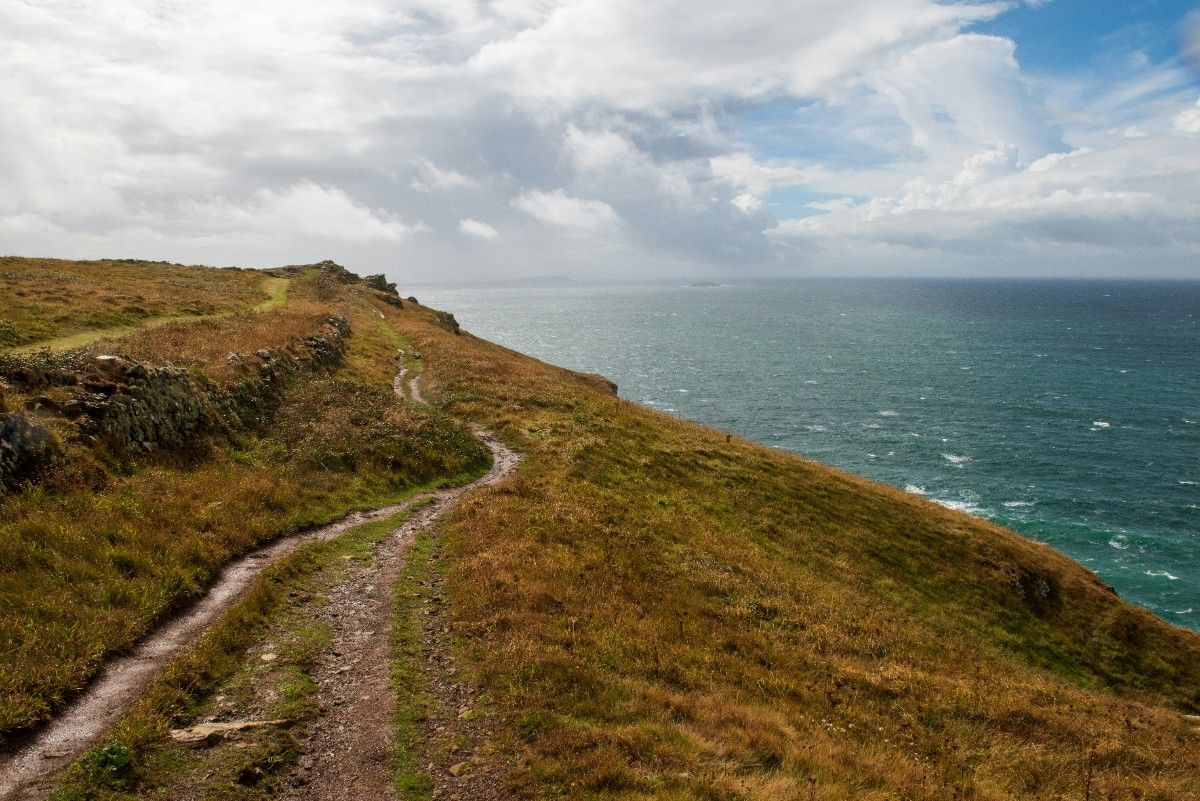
[512,189,619,233]
[411,157,478,192]
[711,153,822,196]
[1,0,1197,279]
[458,218,499,239]
[1176,99,1200,134]
[186,182,417,242]
[564,125,641,172]
[731,193,763,214]
[870,34,1060,169]
[469,0,1004,110]
[1028,147,1093,173]
[769,128,1200,272]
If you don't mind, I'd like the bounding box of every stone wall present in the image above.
[0,315,351,491]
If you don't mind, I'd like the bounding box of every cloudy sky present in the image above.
[3,0,1199,281]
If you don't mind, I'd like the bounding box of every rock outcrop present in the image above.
[434,310,461,335]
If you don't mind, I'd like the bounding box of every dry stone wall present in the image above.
[0,315,351,491]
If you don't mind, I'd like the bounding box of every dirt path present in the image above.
[284,428,517,800]
[0,502,421,800]
[287,363,517,799]
[0,363,519,800]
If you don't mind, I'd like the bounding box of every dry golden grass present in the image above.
[0,268,489,738]
[81,301,334,386]
[4,258,1198,798]
[383,307,1200,799]
[0,257,270,349]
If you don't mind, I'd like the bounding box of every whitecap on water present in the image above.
[1003,500,1034,508]
[1144,570,1180,581]
[942,453,970,467]
[932,498,983,516]
[904,485,929,495]
[878,410,899,417]
[1180,480,1198,486]
[1090,421,1111,431]
[1108,536,1129,550]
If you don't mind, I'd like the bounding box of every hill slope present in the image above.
[0,257,1197,799]
[390,284,1200,799]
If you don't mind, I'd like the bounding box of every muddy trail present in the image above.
[284,423,518,800]
[0,366,519,800]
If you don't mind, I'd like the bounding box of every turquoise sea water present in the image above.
[420,280,1200,630]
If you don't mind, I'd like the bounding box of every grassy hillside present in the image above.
[0,257,280,351]
[385,304,1200,799]
[1,257,1198,799]
[0,258,489,737]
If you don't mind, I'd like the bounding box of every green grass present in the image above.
[0,269,489,738]
[255,276,290,313]
[0,258,277,352]
[390,525,438,800]
[0,372,488,736]
[6,257,1200,799]
[50,502,436,800]
[8,273,286,359]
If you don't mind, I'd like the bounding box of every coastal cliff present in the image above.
[0,257,1196,799]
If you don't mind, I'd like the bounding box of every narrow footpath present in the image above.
[0,363,519,799]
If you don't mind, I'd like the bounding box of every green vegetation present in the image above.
[0,261,488,737]
[390,526,438,800]
[0,257,274,351]
[1,256,1198,799]
[51,505,432,800]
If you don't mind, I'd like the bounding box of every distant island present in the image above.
[688,280,720,287]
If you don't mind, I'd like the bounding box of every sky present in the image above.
[2,0,1199,282]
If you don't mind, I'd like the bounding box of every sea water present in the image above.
[419,279,1200,630]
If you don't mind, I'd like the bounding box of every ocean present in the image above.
[419,279,1199,630]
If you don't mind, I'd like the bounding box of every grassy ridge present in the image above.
[386,312,1200,798]
[0,257,272,350]
[0,262,489,737]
